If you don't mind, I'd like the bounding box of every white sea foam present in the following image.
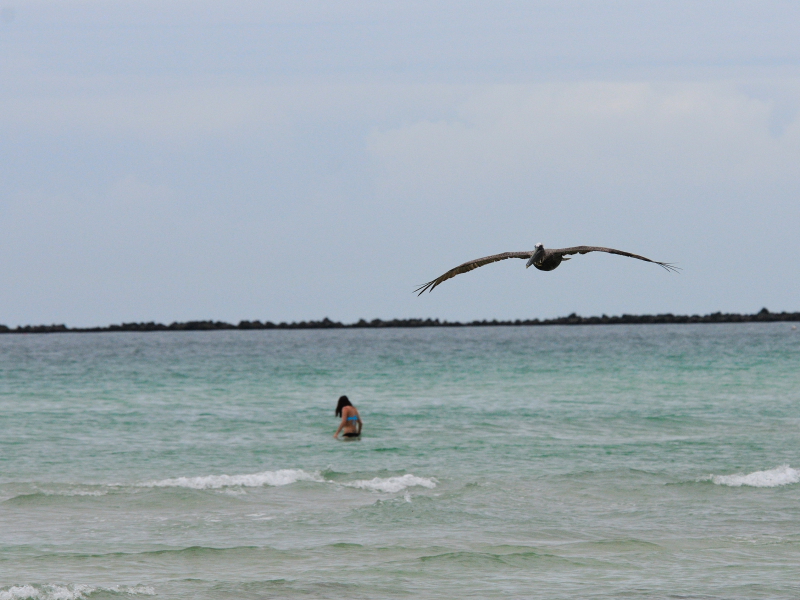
[140,469,323,490]
[109,587,154,596]
[0,585,92,600]
[133,469,434,493]
[344,474,437,493]
[0,584,153,600]
[709,465,800,488]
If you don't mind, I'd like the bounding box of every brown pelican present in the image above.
[415,243,678,295]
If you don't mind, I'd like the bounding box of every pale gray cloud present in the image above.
[369,81,800,194]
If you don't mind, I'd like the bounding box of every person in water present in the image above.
[333,395,362,439]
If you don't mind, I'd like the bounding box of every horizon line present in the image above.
[2,308,799,334]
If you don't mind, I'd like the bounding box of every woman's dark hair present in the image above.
[335,395,352,417]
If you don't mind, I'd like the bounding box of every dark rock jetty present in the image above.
[1,308,798,334]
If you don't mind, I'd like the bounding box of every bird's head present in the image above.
[526,243,544,268]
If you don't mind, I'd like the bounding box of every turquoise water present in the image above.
[1,324,799,599]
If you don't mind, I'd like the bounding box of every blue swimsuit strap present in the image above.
[347,415,358,420]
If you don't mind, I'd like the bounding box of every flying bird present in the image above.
[415,243,678,295]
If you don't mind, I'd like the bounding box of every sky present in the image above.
[1,1,799,327]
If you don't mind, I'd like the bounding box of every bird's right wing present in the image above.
[414,251,533,295]
[553,246,680,272]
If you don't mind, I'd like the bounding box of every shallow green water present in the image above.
[1,324,799,599]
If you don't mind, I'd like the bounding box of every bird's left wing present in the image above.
[553,246,680,272]
[415,251,533,295]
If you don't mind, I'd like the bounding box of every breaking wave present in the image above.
[0,584,154,600]
[139,469,324,489]
[136,469,436,493]
[3,471,438,500]
[344,474,437,493]
[707,465,800,488]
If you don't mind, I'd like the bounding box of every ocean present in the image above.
[1,324,799,599]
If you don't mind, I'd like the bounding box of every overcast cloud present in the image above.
[1,1,799,326]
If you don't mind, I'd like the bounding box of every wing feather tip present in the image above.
[413,280,439,295]
[658,262,681,273]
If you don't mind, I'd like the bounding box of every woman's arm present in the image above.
[333,415,347,439]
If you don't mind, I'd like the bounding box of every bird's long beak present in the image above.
[525,256,535,268]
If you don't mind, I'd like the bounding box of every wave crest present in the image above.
[0,585,154,600]
[13,470,437,495]
[140,469,323,490]
[344,474,437,493]
[709,465,800,488]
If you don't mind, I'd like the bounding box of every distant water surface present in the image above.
[1,324,799,599]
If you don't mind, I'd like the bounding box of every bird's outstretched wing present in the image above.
[414,251,533,295]
[553,246,680,272]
